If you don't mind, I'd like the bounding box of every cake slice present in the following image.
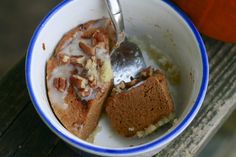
[46,18,116,139]
[105,67,174,137]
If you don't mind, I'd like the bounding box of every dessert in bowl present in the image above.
[26,0,208,156]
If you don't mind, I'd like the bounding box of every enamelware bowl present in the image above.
[26,0,209,156]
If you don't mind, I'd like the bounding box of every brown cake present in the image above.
[46,18,116,140]
[105,67,174,137]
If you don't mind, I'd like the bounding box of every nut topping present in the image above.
[125,79,139,88]
[87,75,97,88]
[89,79,97,88]
[79,87,91,97]
[91,31,109,48]
[88,75,95,82]
[81,28,96,38]
[117,81,126,90]
[70,55,86,66]
[53,77,67,92]
[70,75,88,89]
[57,54,70,64]
[78,20,96,30]
[79,41,95,56]
[140,66,154,78]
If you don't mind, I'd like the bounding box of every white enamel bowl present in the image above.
[26,0,208,156]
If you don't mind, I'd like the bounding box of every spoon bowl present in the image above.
[105,0,146,84]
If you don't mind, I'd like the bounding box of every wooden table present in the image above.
[0,37,236,157]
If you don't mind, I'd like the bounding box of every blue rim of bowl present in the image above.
[25,0,209,155]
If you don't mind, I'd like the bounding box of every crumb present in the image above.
[86,125,102,143]
[128,127,135,131]
[42,43,46,51]
[189,72,194,83]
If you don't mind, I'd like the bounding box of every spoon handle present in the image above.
[105,0,125,42]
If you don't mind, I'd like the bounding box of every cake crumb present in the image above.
[86,125,102,143]
[128,127,135,131]
[42,43,46,51]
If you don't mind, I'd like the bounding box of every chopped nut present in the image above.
[91,56,96,62]
[79,20,96,30]
[125,79,139,88]
[112,87,122,94]
[81,28,96,38]
[71,69,78,75]
[92,31,105,42]
[79,41,95,56]
[70,55,86,66]
[80,87,91,97]
[58,54,70,64]
[116,81,126,90]
[62,55,70,63]
[91,31,109,49]
[98,87,105,93]
[140,66,153,78]
[70,75,88,89]
[53,77,67,92]
[89,79,97,88]
[87,75,97,88]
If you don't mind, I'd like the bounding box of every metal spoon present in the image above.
[105,0,146,85]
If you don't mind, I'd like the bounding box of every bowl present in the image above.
[25,0,209,156]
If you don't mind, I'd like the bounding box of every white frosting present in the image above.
[49,21,114,107]
[81,88,97,101]
[96,48,109,60]
[48,65,73,109]
[62,32,90,56]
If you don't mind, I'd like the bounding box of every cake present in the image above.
[105,67,174,137]
[46,18,116,139]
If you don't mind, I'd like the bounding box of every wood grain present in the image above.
[156,39,236,157]
[0,58,30,137]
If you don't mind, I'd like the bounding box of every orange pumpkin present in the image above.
[172,0,236,43]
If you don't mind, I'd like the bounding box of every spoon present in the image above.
[105,0,146,85]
